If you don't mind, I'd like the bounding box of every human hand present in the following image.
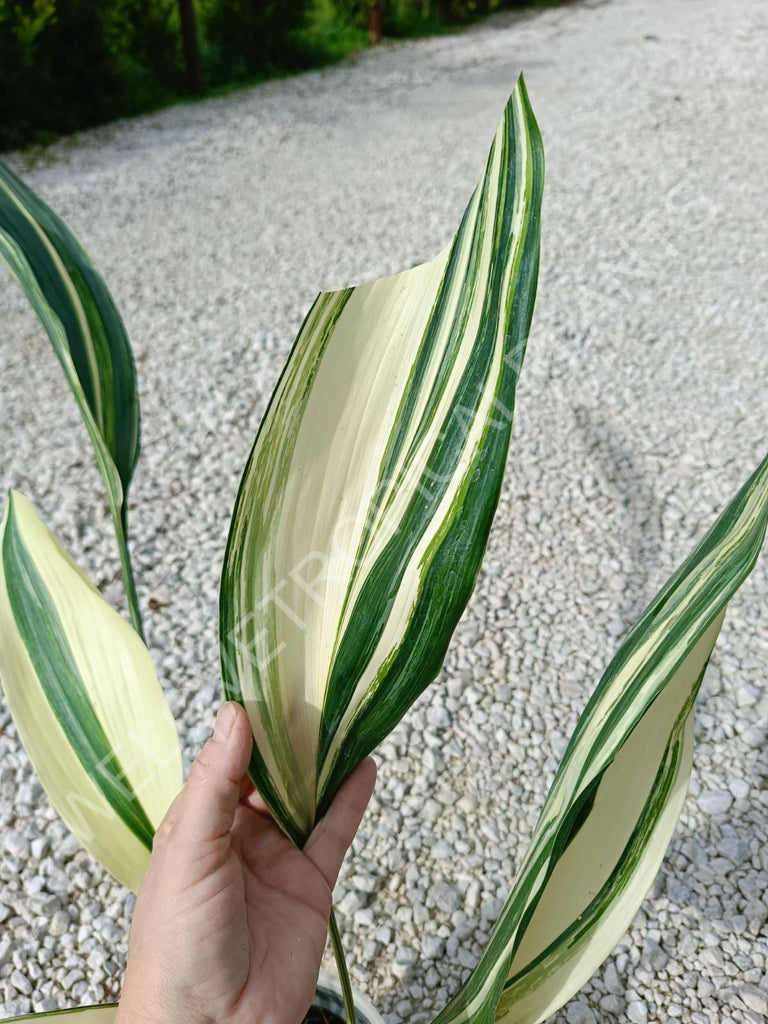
[116,701,376,1024]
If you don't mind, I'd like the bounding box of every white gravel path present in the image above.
[1,0,767,1020]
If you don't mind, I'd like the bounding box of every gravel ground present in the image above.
[1,0,767,1020]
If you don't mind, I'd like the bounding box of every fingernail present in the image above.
[214,702,236,741]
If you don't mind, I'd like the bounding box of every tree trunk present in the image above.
[178,0,205,96]
[435,0,452,23]
[369,0,383,44]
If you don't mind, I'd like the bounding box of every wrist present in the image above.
[117,984,209,1024]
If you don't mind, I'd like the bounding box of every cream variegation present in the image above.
[9,1008,117,1023]
[220,75,544,844]
[0,162,143,635]
[430,452,768,1024]
[0,491,182,893]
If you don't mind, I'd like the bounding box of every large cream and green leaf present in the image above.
[431,452,768,1024]
[220,77,544,844]
[0,491,182,893]
[0,162,143,635]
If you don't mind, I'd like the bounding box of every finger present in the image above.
[304,757,376,889]
[174,702,253,847]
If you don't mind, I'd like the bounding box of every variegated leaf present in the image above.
[430,452,768,1024]
[4,1007,117,1022]
[0,491,182,893]
[0,163,143,635]
[220,76,544,843]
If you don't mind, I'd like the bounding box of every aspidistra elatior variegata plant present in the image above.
[0,492,182,894]
[220,76,544,844]
[431,452,768,1024]
[0,161,143,637]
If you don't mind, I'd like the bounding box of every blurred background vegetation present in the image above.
[0,0,557,150]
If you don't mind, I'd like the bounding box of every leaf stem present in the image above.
[114,507,145,641]
[329,908,356,1024]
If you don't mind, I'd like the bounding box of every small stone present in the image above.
[4,1001,32,1017]
[422,935,446,958]
[10,970,32,996]
[422,798,443,823]
[30,837,49,860]
[34,998,60,1012]
[16,782,35,804]
[626,999,648,1023]
[350,872,378,894]
[4,831,30,859]
[457,947,476,969]
[423,748,443,772]
[642,938,668,970]
[603,962,622,993]
[425,966,441,988]
[48,910,70,937]
[28,893,61,916]
[431,840,452,859]
[426,705,451,729]
[429,881,461,913]
[566,1001,597,1024]
[744,899,768,928]
[728,777,750,801]
[391,961,413,981]
[697,790,733,816]
[361,940,378,961]
[395,944,417,965]
[58,833,82,858]
[739,984,768,1015]
[742,724,765,748]
[600,995,625,1014]
[61,967,85,991]
[0,767,15,799]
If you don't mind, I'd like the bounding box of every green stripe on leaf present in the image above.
[431,453,768,1024]
[0,162,143,636]
[220,76,544,842]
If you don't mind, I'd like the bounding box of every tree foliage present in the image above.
[0,0,546,151]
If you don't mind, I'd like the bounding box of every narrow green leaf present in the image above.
[220,75,544,843]
[430,453,768,1024]
[0,491,183,892]
[0,163,143,635]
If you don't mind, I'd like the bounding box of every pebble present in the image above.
[428,883,461,914]
[10,970,33,996]
[627,999,648,1023]
[728,777,751,801]
[4,831,31,859]
[697,790,734,816]
[48,911,70,937]
[738,984,768,1015]
[566,1001,597,1024]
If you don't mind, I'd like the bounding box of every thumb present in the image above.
[304,757,376,889]
[175,701,253,847]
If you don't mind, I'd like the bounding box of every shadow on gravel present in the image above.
[572,403,665,613]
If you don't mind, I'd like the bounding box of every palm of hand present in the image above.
[195,800,334,1024]
[119,705,375,1024]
